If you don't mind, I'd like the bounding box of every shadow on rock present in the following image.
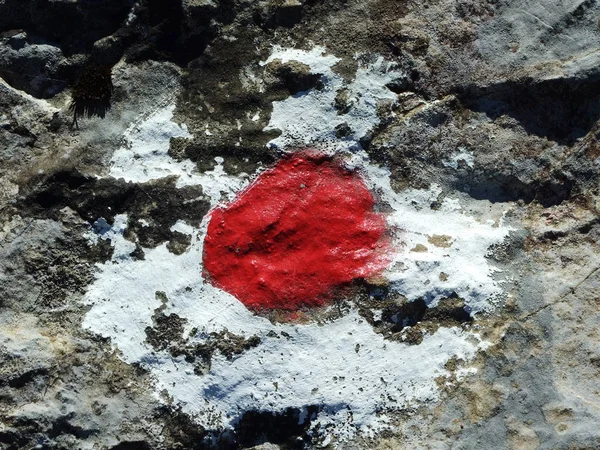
[458,76,600,145]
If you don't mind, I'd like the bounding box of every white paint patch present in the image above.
[261,46,403,151]
[109,104,195,185]
[443,148,475,170]
[83,165,508,442]
[108,104,246,204]
[362,161,508,314]
[83,46,512,443]
[82,207,487,442]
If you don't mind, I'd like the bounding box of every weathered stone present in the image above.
[1,0,600,449]
[0,33,65,97]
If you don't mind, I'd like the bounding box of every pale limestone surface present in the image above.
[1,0,600,449]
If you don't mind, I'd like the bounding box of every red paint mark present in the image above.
[203,151,389,310]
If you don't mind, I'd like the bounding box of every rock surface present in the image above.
[1,0,600,449]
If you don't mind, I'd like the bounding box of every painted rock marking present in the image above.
[203,152,389,310]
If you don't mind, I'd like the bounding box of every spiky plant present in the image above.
[69,64,113,128]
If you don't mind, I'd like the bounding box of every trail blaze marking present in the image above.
[203,152,389,310]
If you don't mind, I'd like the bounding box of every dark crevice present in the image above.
[19,169,210,249]
[539,230,568,242]
[156,406,208,450]
[156,404,321,450]
[456,172,575,207]
[358,291,473,344]
[387,298,428,332]
[457,76,600,145]
[228,406,320,449]
[125,0,238,65]
[49,414,97,439]
[253,1,305,29]
[0,430,29,449]
[422,294,473,324]
[0,0,135,56]
[110,441,153,450]
[578,217,600,234]
[6,368,48,389]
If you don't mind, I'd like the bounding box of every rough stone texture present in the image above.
[1,0,600,449]
[0,33,65,98]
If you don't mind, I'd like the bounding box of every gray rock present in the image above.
[0,33,65,97]
[1,0,600,449]
[477,0,600,69]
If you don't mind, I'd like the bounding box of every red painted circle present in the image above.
[202,151,389,310]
